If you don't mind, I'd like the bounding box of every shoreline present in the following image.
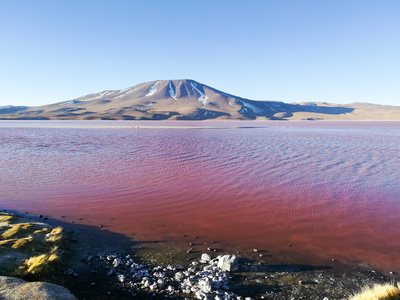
[1,119,400,129]
[1,210,397,299]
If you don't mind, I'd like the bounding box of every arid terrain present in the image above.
[1,80,399,121]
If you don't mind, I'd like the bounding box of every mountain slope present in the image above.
[1,80,399,120]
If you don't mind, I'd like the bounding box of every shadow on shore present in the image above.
[1,209,145,299]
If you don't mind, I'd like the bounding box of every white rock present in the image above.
[203,265,213,271]
[157,278,165,288]
[198,277,212,293]
[195,290,206,299]
[143,280,150,288]
[201,253,212,262]
[112,258,121,268]
[217,255,238,272]
[174,272,184,281]
[117,274,125,283]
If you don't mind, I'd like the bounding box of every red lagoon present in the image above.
[1,121,399,274]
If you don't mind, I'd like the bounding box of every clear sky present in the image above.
[1,0,399,107]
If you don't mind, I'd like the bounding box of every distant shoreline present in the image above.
[1,119,400,129]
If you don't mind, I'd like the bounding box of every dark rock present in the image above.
[63,269,74,276]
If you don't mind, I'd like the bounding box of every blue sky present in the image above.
[1,0,399,107]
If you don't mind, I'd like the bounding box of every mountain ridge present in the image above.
[1,79,399,121]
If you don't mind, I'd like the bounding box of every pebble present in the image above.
[63,269,74,276]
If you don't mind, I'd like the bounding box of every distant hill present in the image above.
[1,80,399,120]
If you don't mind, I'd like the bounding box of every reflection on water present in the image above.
[0,121,399,272]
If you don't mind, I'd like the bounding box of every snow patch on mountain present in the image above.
[115,87,137,98]
[120,86,134,93]
[190,82,208,106]
[241,101,265,115]
[81,91,111,101]
[146,81,160,97]
[169,82,177,100]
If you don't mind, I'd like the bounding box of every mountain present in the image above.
[1,79,399,120]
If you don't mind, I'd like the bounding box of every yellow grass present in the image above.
[0,238,15,246]
[50,227,63,234]
[45,226,63,243]
[48,252,59,262]
[0,215,13,223]
[20,246,60,274]
[349,283,400,300]
[33,227,50,235]
[11,236,33,249]
[1,223,31,239]
[24,254,49,273]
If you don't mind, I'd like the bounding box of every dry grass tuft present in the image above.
[0,215,13,223]
[0,238,16,246]
[24,254,49,274]
[1,223,32,239]
[48,246,59,262]
[20,246,60,274]
[11,236,33,249]
[50,227,63,235]
[33,228,49,234]
[45,226,63,243]
[349,282,400,300]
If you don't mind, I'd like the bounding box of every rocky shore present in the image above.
[1,211,398,299]
[95,252,243,299]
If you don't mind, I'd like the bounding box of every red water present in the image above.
[1,121,399,273]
